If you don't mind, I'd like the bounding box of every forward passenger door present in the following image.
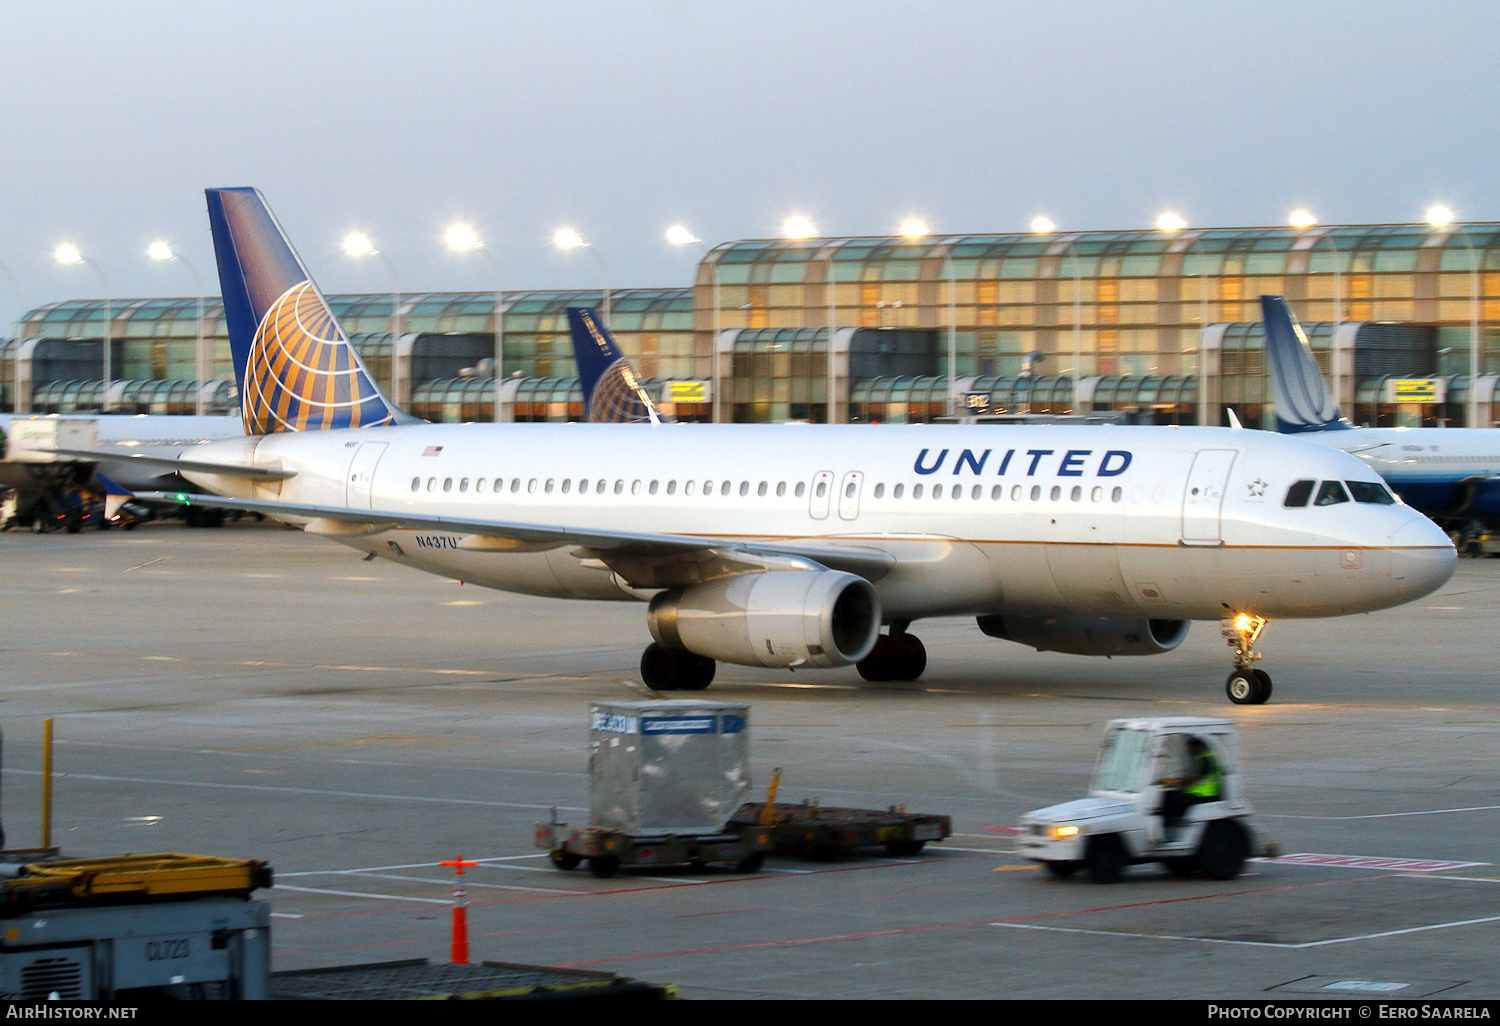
[1181,448,1237,546]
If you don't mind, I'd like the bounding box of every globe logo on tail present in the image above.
[243,281,397,433]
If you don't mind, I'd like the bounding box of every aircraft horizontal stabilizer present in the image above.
[132,491,894,585]
[43,449,296,480]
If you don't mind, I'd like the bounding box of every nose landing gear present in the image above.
[1222,614,1272,705]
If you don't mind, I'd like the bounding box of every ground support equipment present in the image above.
[0,853,271,1000]
[271,958,674,1000]
[535,821,774,878]
[730,801,952,858]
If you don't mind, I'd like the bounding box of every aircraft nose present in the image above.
[1387,514,1456,602]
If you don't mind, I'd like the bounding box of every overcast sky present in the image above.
[2,1,1496,324]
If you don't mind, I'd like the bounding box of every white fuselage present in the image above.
[184,423,1454,622]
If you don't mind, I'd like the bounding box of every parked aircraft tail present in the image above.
[1261,294,1351,433]
[565,306,661,424]
[205,188,405,434]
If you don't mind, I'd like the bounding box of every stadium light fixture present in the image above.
[445,224,482,251]
[1426,206,1455,229]
[1288,209,1317,229]
[342,232,377,256]
[666,225,701,247]
[1155,212,1188,232]
[554,227,586,250]
[899,218,928,239]
[1030,217,1057,234]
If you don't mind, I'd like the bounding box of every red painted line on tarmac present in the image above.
[675,908,771,919]
[555,873,1399,967]
[479,920,631,938]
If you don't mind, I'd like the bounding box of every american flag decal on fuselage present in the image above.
[242,281,398,434]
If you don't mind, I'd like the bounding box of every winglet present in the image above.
[1226,408,1243,430]
[96,473,133,520]
[565,307,661,424]
[1261,294,1351,433]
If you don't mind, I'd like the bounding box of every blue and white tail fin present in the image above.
[206,188,406,435]
[1261,294,1351,433]
[565,306,661,424]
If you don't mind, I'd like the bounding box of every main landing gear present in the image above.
[1222,613,1272,705]
[856,621,927,683]
[640,642,716,692]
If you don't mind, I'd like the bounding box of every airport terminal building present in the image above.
[4,222,1498,428]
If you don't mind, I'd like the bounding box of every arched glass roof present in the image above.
[704,224,1500,284]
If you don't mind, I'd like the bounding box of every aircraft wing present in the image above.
[132,491,895,585]
[41,449,296,480]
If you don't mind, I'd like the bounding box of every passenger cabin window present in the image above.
[816,481,827,498]
[932,484,943,499]
[873,483,885,499]
[991,485,1002,500]
[1284,480,1315,507]
[411,477,420,492]
[544,479,554,494]
[510,479,521,493]
[1347,481,1397,505]
[459,478,469,492]
[649,480,659,495]
[579,479,589,494]
[795,482,806,497]
[494,478,504,493]
[562,479,572,493]
[427,478,437,492]
[739,481,749,496]
[913,484,924,499]
[776,482,786,497]
[720,481,731,496]
[971,485,981,499]
[892,483,903,499]
[685,480,696,495]
[757,482,767,497]
[596,479,606,494]
[1314,480,1350,506]
[667,480,677,495]
[443,478,453,492]
[476,478,487,493]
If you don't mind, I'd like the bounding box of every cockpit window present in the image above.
[1314,480,1350,506]
[1346,480,1397,505]
[1284,480,1314,507]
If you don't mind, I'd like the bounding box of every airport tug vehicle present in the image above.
[1019,717,1264,884]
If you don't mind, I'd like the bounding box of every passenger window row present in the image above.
[407,474,1126,506]
[871,482,1124,504]
[1284,479,1398,507]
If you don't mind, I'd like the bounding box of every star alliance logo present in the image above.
[1247,478,1268,497]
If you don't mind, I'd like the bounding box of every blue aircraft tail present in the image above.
[565,307,660,424]
[205,188,404,434]
[1261,294,1350,433]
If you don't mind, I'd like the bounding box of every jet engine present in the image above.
[648,570,881,669]
[976,614,1189,657]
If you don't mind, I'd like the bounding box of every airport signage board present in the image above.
[1386,379,1444,403]
[668,381,710,403]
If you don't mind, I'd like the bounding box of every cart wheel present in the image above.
[1043,861,1078,879]
[884,839,926,857]
[1084,835,1127,884]
[1196,820,1249,881]
[733,852,765,874]
[549,850,582,871]
[587,856,620,879]
[1160,856,1199,878]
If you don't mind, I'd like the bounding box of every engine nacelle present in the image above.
[976,614,1190,657]
[648,570,881,669]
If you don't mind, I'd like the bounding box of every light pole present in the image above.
[1296,213,1345,417]
[54,244,111,412]
[554,228,611,324]
[0,259,19,412]
[342,233,402,339]
[1428,207,1483,428]
[782,217,828,424]
[147,242,206,415]
[667,226,719,422]
[445,224,504,423]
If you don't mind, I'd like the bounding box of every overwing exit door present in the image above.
[837,471,864,520]
[1181,448,1237,545]
[808,471,834,520]
[345,442,389,508]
